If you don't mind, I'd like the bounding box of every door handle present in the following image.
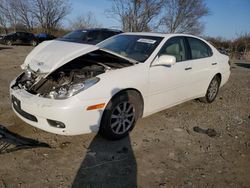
[212,63,217,65]
[185,67,192,70]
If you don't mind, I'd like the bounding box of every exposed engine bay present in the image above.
[12,50,134,99]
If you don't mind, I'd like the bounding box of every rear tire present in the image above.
[199,75,220,103]
[99,91,142,140]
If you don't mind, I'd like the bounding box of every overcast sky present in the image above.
[66,0,250,39]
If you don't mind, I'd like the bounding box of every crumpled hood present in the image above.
[21,40,99,74]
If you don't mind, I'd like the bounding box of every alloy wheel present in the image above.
[6,40,12,46]
[110,102,135,135]
[207,79,219,101]
[32,41,37,46]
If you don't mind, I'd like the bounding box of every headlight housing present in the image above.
[47,77,100,99]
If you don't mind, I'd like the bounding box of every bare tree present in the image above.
[108,0,164,32]
[11,0,35,31]
[0,0,35,32]
[0,0,20,32]
[235,32,250,55]
[0,8,8,33]
[31,0,71,34]
[161,0,209,35]
[70,12,102,30]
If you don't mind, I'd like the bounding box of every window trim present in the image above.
[186,36,213,60]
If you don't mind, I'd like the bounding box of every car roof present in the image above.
[75,28,123,33]
[122,32,204,40]
[15,31,33,35]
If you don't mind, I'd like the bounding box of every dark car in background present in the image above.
[35,33,56,44]
[57,28,123,44]
[0,32,38,46]
[0,34,5,40]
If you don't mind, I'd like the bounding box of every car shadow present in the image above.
[235,63,250,69]
[0,47,13,50]
[0,124,50,154]
[72,135,137,188]
[72,89,137,187]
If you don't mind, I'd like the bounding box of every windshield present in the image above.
[7,33,15,36]
[61,30,87,40]
[98,35,163,62]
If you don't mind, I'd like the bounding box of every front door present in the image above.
[147,37,193,114]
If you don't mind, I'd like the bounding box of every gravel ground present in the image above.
[0,45,249,188]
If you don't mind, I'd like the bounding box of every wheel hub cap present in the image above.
[208,79,218,100]
[110,102,135,135]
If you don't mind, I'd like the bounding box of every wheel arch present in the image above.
[200,72,222,103]
[99,88,144,139]
[214,73,222,85]
[110,88,144,118]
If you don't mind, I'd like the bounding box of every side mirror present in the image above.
[153,55,176,66]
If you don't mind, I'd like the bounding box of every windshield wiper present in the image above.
[100,48,139,65]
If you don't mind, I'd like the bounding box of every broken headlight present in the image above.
[47,77,100,99]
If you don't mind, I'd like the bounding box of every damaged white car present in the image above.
[10,33,230,140]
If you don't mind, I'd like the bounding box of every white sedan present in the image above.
[10,33,230,140]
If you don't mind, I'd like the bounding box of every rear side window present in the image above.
[100,31,115,40]
[87,31,100,40]
[187,37,212,59]
[86,31,103,44]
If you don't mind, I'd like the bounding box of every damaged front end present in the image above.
[12,63,102,100]
[11,50,133,99]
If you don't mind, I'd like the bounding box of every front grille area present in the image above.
[11,95,38,122]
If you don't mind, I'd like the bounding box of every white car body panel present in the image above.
[10,33,230,135]
[10,86,107,135]
[21,40,99,74]
[148,58,193,114]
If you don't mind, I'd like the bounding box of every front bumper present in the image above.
[10,86,108,135]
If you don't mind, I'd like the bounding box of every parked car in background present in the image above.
[10,33,230,140]
[35,33,56,44]
[0,34,6,40]
[0,32,38,46]
[57,28,123,44]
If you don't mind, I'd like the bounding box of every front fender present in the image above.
[76,63,149,102]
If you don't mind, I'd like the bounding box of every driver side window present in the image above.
[159,37,187,62]
[86,31,100,43]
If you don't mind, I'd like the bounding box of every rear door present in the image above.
[19,32,30,44]
[15,33,23,44]
[27,33,34,43]
[148,36,193,113]
[24,33,34,44]
[185,37,215,97]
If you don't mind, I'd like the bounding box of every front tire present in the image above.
[99,91,142,140]
[200,75,220,103]
[31,40,38,46]
[6,40,12,46]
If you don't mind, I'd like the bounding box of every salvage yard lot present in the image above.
[0,44,249,187]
